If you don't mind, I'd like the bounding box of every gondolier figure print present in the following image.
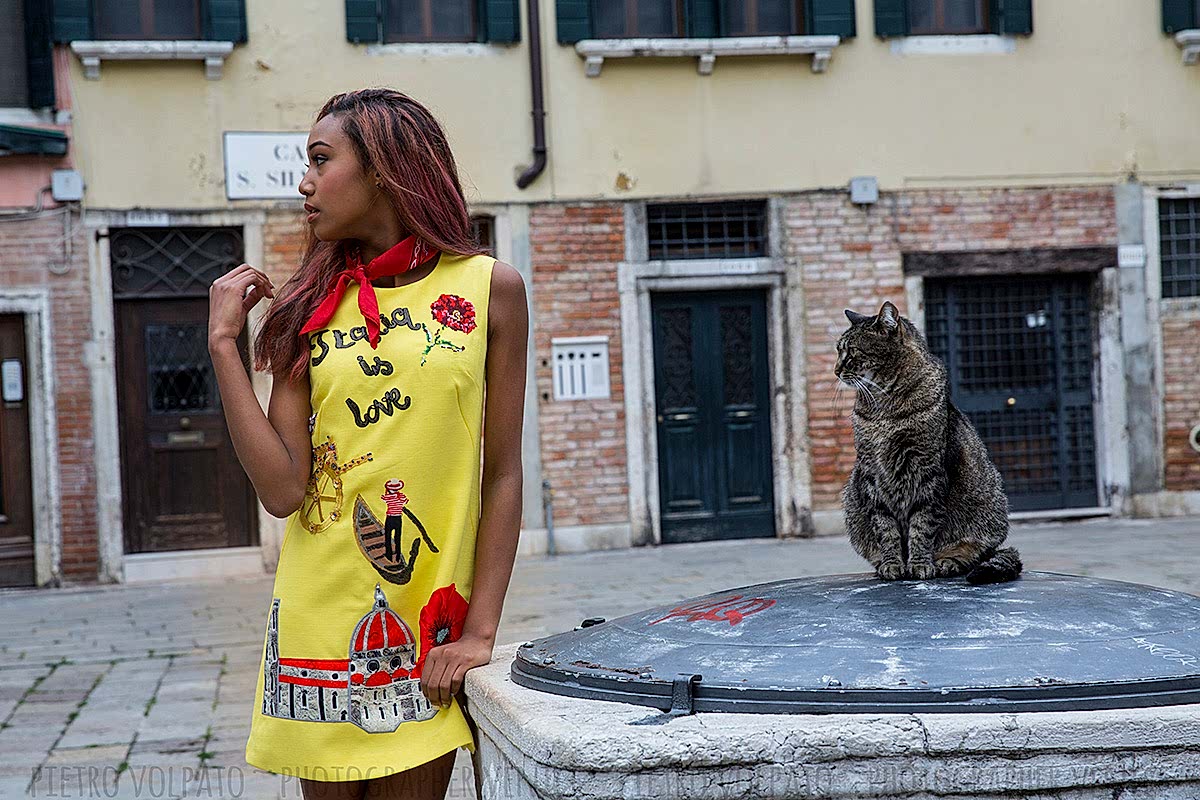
[380,479,408,561]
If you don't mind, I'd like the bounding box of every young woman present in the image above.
[207,88,528,800]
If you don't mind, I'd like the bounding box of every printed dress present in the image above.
[245,251,494,781]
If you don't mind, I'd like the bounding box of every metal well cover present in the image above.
[510,571,1200,714]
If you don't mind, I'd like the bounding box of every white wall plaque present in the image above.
[223,131,311,200]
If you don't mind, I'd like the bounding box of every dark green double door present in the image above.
[651,290,775,544]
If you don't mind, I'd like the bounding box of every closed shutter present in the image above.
[685,0,719,37]
[991,0,1033,35]
[556,0,591,42]
[873,0,907,36]
[1163,0,1197,33]
[345,0,381,42]
[806,0,856,36]
[205,0,247,42]
[26,0,56,108]
[52,0,93,41]
[480,0,520,42]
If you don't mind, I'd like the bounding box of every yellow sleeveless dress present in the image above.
[245,251,494,782]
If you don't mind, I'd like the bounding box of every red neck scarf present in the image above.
[298,235,437,349]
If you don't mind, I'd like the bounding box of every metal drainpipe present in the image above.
[516,0,547,189]
[542,478,556,555]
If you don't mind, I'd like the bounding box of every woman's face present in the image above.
[297,114,385,242]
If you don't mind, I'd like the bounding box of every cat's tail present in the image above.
[965,546,1023,584]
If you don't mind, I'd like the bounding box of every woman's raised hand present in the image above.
[209,263,275,347]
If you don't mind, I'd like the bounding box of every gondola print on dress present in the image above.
[353,482,439,585]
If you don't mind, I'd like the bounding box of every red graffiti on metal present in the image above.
[648,594,777,626]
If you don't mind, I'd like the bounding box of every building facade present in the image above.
[2,0,1198,586]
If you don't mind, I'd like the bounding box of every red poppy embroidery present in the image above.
[431,294,476,334]
[413,583,470,678]
[419,294,476,366]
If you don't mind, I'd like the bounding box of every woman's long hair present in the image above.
[252,88,489,382]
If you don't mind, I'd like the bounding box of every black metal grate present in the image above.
[1159,197,1200,298]
[658,306,696,410]
[145,323,214,413]
[924,274,1098,512]
[647,200,767,260]
[720,305,754,406]
[110,227,244,300]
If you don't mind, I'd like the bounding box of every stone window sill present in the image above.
[69,40,235,80]
[888,34,1016,56]
[574,35,842,77]
[1175,30,1200,65]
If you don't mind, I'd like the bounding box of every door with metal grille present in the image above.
[111,226,259,553]
[924,275,1099,512]
[651,290,775,543]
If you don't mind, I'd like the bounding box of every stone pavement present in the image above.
[0,515,1197,799]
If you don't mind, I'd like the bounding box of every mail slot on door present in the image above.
[166,430,205,445]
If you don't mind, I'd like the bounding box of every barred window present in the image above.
[647,200,767,260]
[724,0,803,35]
[1159,197,1200,299]
[908,0,989,35]
[96,0,202,39]
[593,0,684,37]
[384,0,477,43]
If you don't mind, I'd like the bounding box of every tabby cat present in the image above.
[837,301,1022,584]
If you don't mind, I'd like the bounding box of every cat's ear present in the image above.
[845,309,872,326]
[877,301,900,335]
[873,302,902,335]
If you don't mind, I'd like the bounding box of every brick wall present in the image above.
[261,210,306,285]
[1162,308,1200,491]
[529,204,628,528]
[792,186,1118,511]
[0,211,94,582]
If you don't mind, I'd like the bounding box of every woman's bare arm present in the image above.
[208,264,312,518]
[465,260,529,645]
[419,259,529,708]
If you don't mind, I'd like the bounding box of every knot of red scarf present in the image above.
[298,235,437,349]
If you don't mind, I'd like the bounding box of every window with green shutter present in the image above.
[51,0,247,42]
[557,0,854,41]
[875,0,1031,37]
[26,0,56,108]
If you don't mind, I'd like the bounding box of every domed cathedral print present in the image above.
[352,480,439,585]
[261,585,437,733]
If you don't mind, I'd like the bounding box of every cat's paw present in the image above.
[909,560,936,580]
[935,558,963,577]
[877,561,906,581]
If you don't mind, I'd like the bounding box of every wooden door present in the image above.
[0,315,35,587]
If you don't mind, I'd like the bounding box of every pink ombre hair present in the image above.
[252,88,489,382]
